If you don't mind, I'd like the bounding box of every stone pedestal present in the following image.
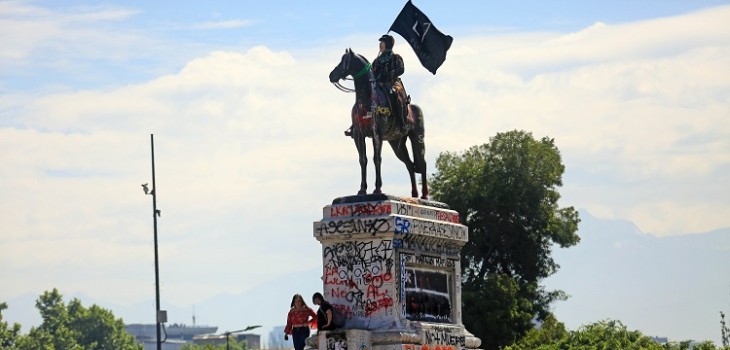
[311,194,481,350]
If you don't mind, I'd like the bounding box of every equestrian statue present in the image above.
[329,35,428,199]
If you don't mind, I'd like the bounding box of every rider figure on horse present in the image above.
[345,34,411,137]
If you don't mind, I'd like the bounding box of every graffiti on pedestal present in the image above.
[401,326,466,350]
[398,240,461,257]
[404,268,452,323]
[328,201,393,218]
[392,202,460,223]
[400,253,455,323]
[404,344,457,350]
[323,240,396,322]
[393,217,468,242]
[316,218,392,236]
[327,332,348,350]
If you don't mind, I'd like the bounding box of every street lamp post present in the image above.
[224,325,262,350]
[145,134,164,350]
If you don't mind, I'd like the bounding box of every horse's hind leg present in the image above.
[410,106,428,199]
[410,136,427,199]
[388,138,418,198]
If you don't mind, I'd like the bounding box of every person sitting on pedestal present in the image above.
[312,292,336,332]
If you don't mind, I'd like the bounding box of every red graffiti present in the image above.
[330,288,347,298]
[333,304,354,318]
[435,211,459,223]
[405,345,455,350]
[324,268,358,287]
[352,203,391,216]
[363,272,393,287]
[364,295,394,316]
[366,284,388,299]
[329,205,352,217]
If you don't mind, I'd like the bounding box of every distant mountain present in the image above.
[544,210,730,344]
[4,210,728,345]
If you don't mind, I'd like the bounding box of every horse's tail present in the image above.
[409,104,427,174]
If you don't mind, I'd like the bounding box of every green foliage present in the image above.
[506,318,728,350]
[721,311,729,347]
[67,299,141,350]
[693,341,729,350]
[461,273,533,348]
[566,320,661,349]
[504,314,568,350]
[0,302,22,349]
[430,130,580,349]
[20,289,82,350]
[2,289,142,350]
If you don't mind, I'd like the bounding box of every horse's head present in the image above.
[329,48,369,83]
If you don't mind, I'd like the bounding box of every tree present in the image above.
[1,302,23,349]
[506,318,727,350]
[502,314,568,350]
[722,311,729,348]
[67,299,141,350]
[18,289,81,350]
[430,130,581,349]
[13,289,141,350]
[565,320,662,350]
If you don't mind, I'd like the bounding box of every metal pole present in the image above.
[151,134,162,350]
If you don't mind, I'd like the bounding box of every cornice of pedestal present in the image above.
[313,194,468,244]
[330,193,450,209]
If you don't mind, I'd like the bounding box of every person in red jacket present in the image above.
[284,293,317,350]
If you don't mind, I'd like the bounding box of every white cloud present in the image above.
[1,4,729,309]
[0,2,140,62]
[192,19,255,30]
[0,45,357,304]
[405,6,730,234]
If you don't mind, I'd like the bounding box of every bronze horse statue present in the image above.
[329,49,428,199]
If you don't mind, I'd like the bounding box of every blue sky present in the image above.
[1,0,729,345]
[5,0,729,91]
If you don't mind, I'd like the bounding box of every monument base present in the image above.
[312,194,482,350]
[306,324,482,350]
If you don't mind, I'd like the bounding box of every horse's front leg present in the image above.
[354,133,368,195]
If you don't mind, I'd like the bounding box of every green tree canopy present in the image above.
[430,130,580,349]
[1,302,22,349]
[6,289,142,350]
[506,317,726,350]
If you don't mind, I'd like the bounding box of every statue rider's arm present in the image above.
[393,54,405,79]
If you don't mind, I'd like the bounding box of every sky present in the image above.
[1,0,729,344]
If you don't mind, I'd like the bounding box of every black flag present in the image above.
[388,0,453,74]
